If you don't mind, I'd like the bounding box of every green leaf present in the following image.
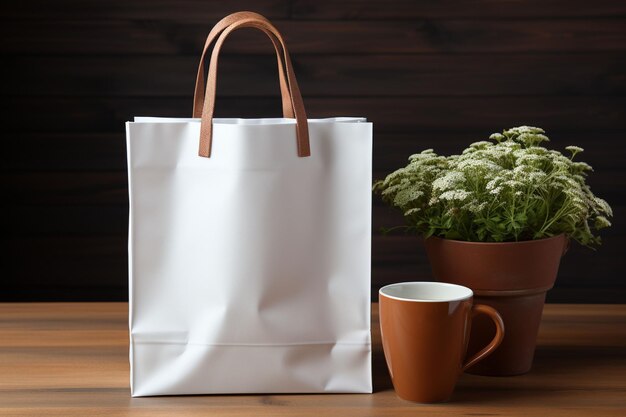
[445,230,463,240]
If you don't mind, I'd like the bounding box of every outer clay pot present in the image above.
[424,234,568,376]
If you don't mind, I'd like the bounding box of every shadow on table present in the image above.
[454,345,626,404]
[374,344,626,402]
[372,348,392,392]
[530,345,626,374]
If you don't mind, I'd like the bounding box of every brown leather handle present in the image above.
[198,16,310,158]
[462,304,505,372]
[193,11,293,119]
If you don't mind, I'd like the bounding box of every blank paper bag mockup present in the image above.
[126,12,372,396]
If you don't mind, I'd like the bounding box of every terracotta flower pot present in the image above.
[424,234,568,376]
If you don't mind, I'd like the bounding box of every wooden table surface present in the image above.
[1,303,625,416]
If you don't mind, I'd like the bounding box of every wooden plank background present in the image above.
[2,0,625,302]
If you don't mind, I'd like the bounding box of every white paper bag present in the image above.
[126,12,372,396]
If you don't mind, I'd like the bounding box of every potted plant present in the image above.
[373,126,612,375]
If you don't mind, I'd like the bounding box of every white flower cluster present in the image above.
[373,126,613,247]
[566,146,584,157]
[456,158,502,172]
[439,190,472,202]
[594,197,613,217]
[432,171,465,192]
[393,187,424,207]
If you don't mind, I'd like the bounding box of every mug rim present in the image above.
[379,281,473,303]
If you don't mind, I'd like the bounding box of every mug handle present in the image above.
[462,304,505,372]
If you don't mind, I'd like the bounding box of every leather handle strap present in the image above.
[462,304,505,372]
[198,17,310,158]
[192,11,294,119]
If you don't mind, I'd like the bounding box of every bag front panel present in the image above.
[127,119,372,395]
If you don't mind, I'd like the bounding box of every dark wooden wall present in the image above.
[2,1,625,302]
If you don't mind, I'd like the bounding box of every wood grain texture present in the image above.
[3,170,624,206]
[4,97,625,133]
[3,0,625,20]
[2,0,625,302]
[2,234,625,303]
[5,54,626,97]
[291,0,626,19]
[0,302,624,416]
[5,131,626,172]
[2,19,626,55]
[0,0,290,20]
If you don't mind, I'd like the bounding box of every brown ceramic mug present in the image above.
[379,282,505,403]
